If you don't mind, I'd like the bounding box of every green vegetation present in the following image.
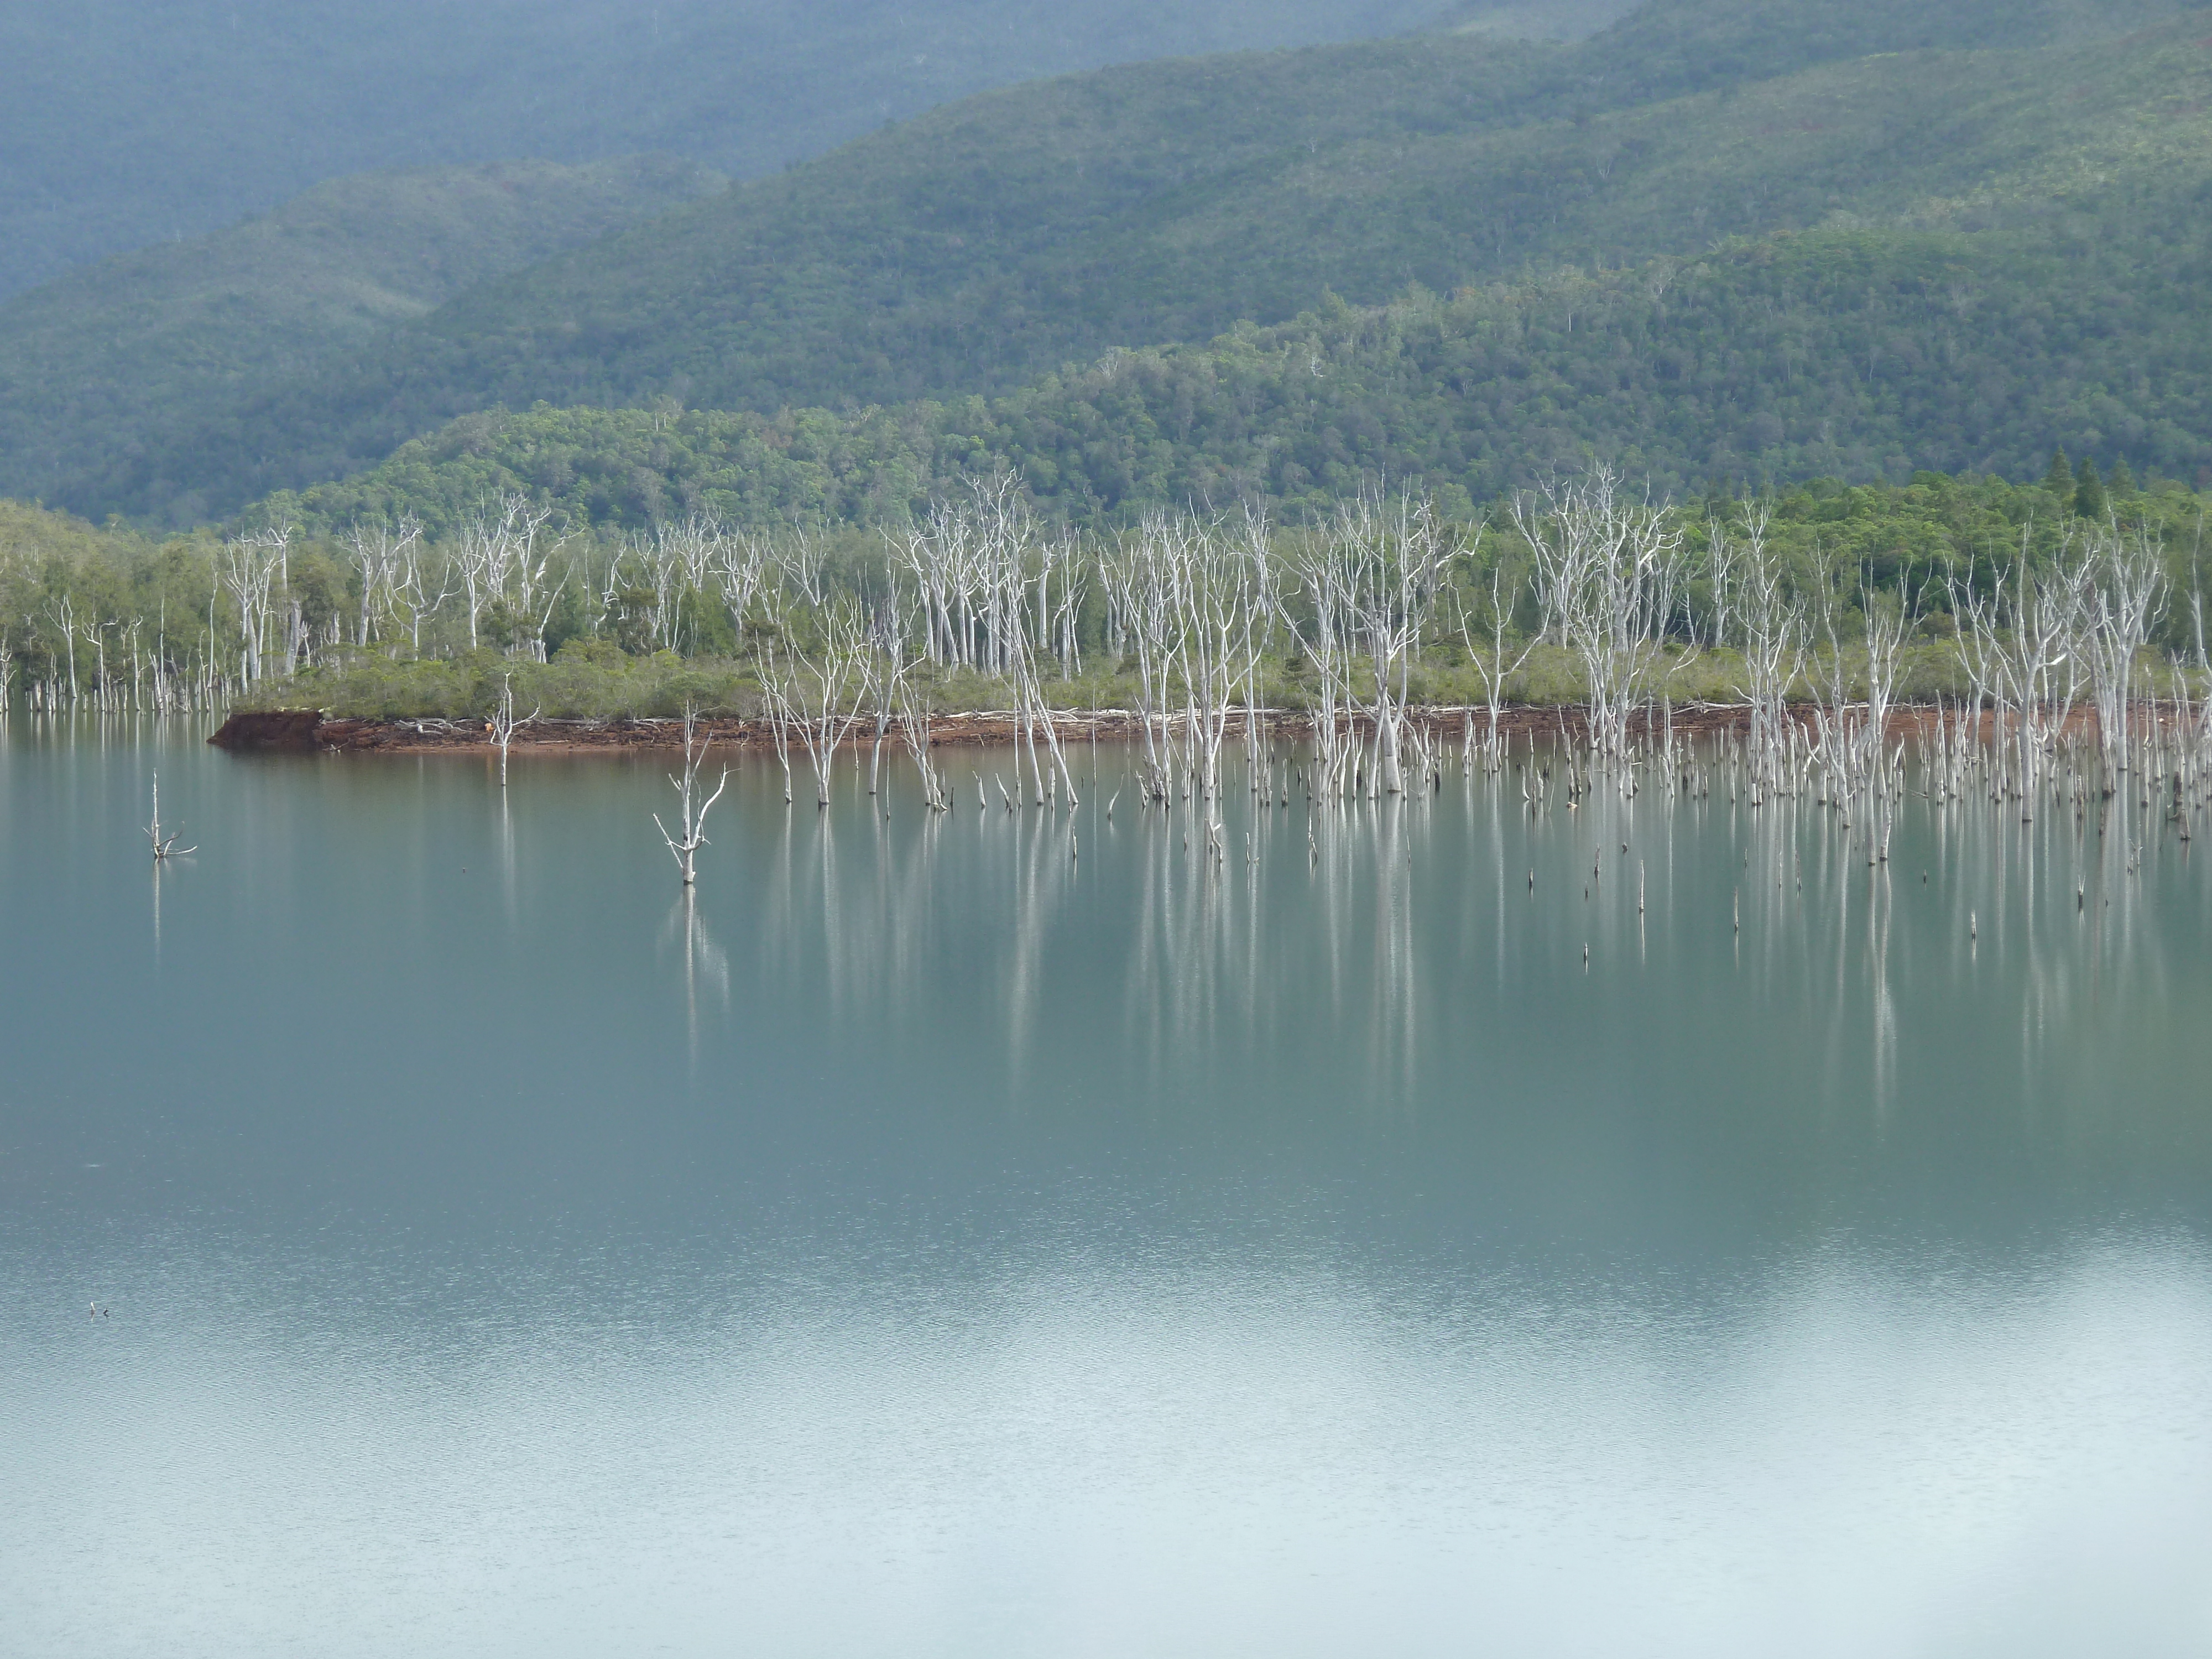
[243,644,769,724]
[7,468,2205,718]
[0,157,723,518]
[255,210,2212,536]
[53,0,2212,524]
[0,500,227,708]
[0,0,1489,298]
[250,638,1990,724]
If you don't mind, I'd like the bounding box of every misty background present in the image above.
[0,0,1630,298]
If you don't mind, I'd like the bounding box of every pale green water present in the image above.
[3,717,2210,1657]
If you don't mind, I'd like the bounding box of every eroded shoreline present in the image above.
[210,703,1997,755]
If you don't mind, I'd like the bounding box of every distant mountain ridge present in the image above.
[10,0,2212,525]
[0,0,1526,299]
[0,157,723,526]
[1568,0,2192,99]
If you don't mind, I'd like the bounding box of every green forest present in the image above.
[0,158,723,521]
[5,0,2212,731]
[7,0,2206,524]
[240,202,2209,538]
[4,461,2203,719]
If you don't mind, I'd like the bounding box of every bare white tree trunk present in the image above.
[1516,466,1687,766]
[1457,555,1533,775]
[486,674,538,789]
[653,707,730,885]
[145,770,196,859]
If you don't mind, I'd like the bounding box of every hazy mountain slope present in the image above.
[1572,0,2192,100]
[0,158,722,523]
[1439,1,1635,35]
[0,0,1570,299]
[92,3,2212,524]
[263,200,2212,536]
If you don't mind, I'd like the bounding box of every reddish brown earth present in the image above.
[209,703,2156,755]
[213,708,1161,753]
[207,709,330,750]
[213,706,1761,755]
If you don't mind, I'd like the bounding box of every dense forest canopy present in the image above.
[242,213,2212,538]
[14,0,2208,526]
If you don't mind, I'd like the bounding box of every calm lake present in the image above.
[4,717,2210,1657]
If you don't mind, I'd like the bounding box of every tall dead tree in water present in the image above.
[1172,512,1264,806]
[1100,514,1183,801]
[1804,536,1910,806]
[2083,520,2165,776]
[892,472,1087,805]
[1099,509,1271,806]
[653,706,729,885]
[1339,491,1446,796]
[144,771,195,859]
[1290,530,1358,799]
[1455,546,1532,775]
[1717,500,1806,799]
[765,595,872,808]
[859,579,920,798]
[1286,492,1444,799]
[1516,466,1686,766]
[1953,528,2083,805]
[486,674,538,789]
[895,682,953,811]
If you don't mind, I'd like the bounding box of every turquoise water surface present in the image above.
[3,717,2209,1657]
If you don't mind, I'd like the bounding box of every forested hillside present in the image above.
[1551,0,2188,98]
[0,158,722,521]
[254,212,2212,538]
[0,0,1510,298]
[57,0,2211,526]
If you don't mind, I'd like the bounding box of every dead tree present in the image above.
[653,707,729,886]
[344,517,421,648]
[2083,520,2165,775]
[1348,491,1447,795]
[1293,556,1343,801]
[1516,466,1687,766]
[218,525,289,684]
[1952,529,2081,806]
[1100,516,1185,800]
[712,522,771,650]
[393,534,457,654]
[765,599,872,807]
[895,686,952,811]
[486,674,538,788]
[1731,502,1807,802]
[144,771,195,859]
[1455,551,1534,775]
